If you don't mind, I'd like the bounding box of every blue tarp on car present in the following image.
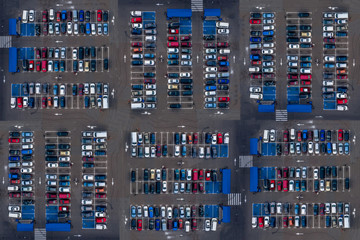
[250,138,258,155]
[22,205,35,220]
[263,86,276,101]
[9,18,17,35]
[221,206,231,223]
[204,9,221,17]
[221,169,231,194]
[205,205,219,218]
[167,9,192,18]
[12,84,21,97]
[46,223,71,232]
[205,181,221,193]
[17,223,33,231]
[261,143,276,156]
[258,104,274,112]
[250,167,259,192]
[324,100,336,110]
[287,104,312,113]
[203,20,216,35]
[260,167,276,180]
[9,47,17,72]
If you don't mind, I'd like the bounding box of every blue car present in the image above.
[9,156,20,161]
[168,54,179,59]
[301,62,311,67]
[173,220,178,231]
[344,142,349,155]
[148,207,154,218]
[302,130,307,141]
[180,169,186,180]
[95,175,107,180]
[61,10,67,21]
[320,130,325,141]
[336,32,347,37]
[327,143,332,154]
[60,96,65,108]
[205,86,216,91]
[250,55,260,60]
[9,173,19,179]
[263,30,274,36]
[22,132,33,137]
[324,44,335,49]
[29,97,34,108]
[295,180,300,192]
[168,60,179,65]
[96,206,106,212]
[86,23,91,34]
[295,204,299,214]
[218,61,229,66]
[132,60,143,65]
[53,85,59,95]
[250,37,261,42]
[131,28,142,35]
[131,206,136,218]
[79,10,84,22]
[336,56,347,61]
[59,181,70,186]
[181,146,186,156]
[83,182,94,187]
[84,96,90,108]
[54,61,59,72]
[205,103,216,108]
[301,216,306,227]
[144,53,155,59]
[21,150,33,155]
[324,63,335,68]
[155,219,160,231]
[301,180,306,191]
[218,79,229,84]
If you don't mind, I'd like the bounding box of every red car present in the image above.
[180,36,191,41]
[283,168,289,178]
[217,42,229,47]
[82,156,94,161]
[60,199,70,204]
[36,61,41,72]
[168,36,178,41]
[337,75,348,79]
[42,97,47,108]
[144,79,156,84]
[179,219,184,229]
[10,179,20,184]
[277,181,282,191]
[17,97,23,108]
[131,17,142,23]
[288,80,299,85]
[324,38,335,43]
[192,219,197,230]
[193,133,198,144]
[9,138,20,143]
[249,19,261,24]
[198,169,204,180]
[43,23,48,35]
[42,48,47,58]
[131,42,142,47]
[251,73,262,79]
[252,60,261,65]
[97,10,102,21]
[205,170,211,181]
[167,42,179,47]
[283,217,288,228]
[277,168,282,178]
[96,193,106,198]
[169,29,179,34]
[48,200,57,204]
[337,98,348,104]
[301,80,311,85]
[300,87,311,93]
[36,48,41,59]
[10,168,20,173]
[204,43,216,48]
[156,145,161,157]
[338,129,343,141]
[300,74,312,80]
[270,180,275,190]
[283,130,289,142]
[217,133,223,144]
[56,11,61,22]
[218,97,230,102]
[59,206,69,212]
[218,56,228,61]
[42,10,48,22]
[137,219,142,231]
[192,182,197,193]
[288,74,298,79]
[283,180,288,192]
[218,67,228,72]
[133,48,142,53]
[297,131,302,141]
[9,193,20,198]
[22,192,33,197]
[264,73,275,78]
[29,60,34,71]
[96,217,107,223]
[46,193,57,198]
[181,42,191,47]
[258,217,264,228]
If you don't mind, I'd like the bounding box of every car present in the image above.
[250,19,261,24]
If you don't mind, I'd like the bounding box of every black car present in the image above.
[104,59,109,70]
[82,192,93,198]
[300,25,311,30]
[58,144,70,150]
[250,31,261,36]
[168,22,180,28]
[85,11,90,22]
[168,91,179,96]
[287,31,297,36]
[326,166,331,177]
[203,35,215,40]
[302,142,307,153]
[145,43,156,48]
[22,60,28,72]
[263,55,274,60]
[149,219,154,230]
[263,36,273,42]
[211,146,217,158]
[199,205,204,217]
[91,60,96,72]
[206,80,216,85]
[144,23,156,29]
[131,219,136,230]
[326,130,332,141]
[276,144,282,155]
[23,199,34,205]
[103,11,108,21]
[211,170,217,182]
[345,178,350,189]
[79,23,85,34]
[61,23,66,34]
[218,85,229,90]
[251,13,261,18]
[35,24,41,36]
[82,211,93,218]
[144,169,149,181]
[332,179,337,191]
[344,131,349,141]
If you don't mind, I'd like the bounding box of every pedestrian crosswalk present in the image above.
[34,228,46,240]
[227,193,242,206]
[276,109,288,121]
[191,0,203,12]
[0,36,12,48]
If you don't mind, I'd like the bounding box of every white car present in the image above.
[81,199,93,205]
[287,55,298,61]
[217,28,229,34]
[308,142,314,154]
[249,87,262,93]
[72,49,77,60]
[181,61,192,66]
[47,163,58,168]
[324,56,335,61]
[186,169,192,180]
[161,206,166,218]
[22,144,33,149]
[90,83,96,94]
[206,67,217,72]
[168,48,179,53]
[212,134,217,144]
[181,55,191,60]
[205,49,216,54]
[144,60,155,66]
[262,49,274,54]
[337,105,348,111]
[167,207,172,219]
[59,187,70,192]
[156,169,161,181]
[323,26,334,31]
[205,97,216,102]
[83,175,94,180]
[67,22,72,34]
[174,145,180,157]
[300,68,311,73]
[29,10,35,22]
[150,147,155,158]
[46,174,57,179]
[263,43,274,48]
[162,181,167,192]
[205,91,216,96]
[289,44,299,49]
[60,85,66,96]
[73,23,79,34]
[143,206,148,217]
[289,180,294,191]
[22,138,33,143]
[313,168,319,179]
[8,206,20,212]
[132,23,142,28]
[180,72,191,77]
[22,162,33,167]
[263,25,274,30]
[97,23,102,35]
[323,13,334,18]
[302,167,307,178]
[21,168,32,173]
[320,180,325,191]
[264,216,269,227]
[264,19,274,24]
[95,212,106,217]
[269,129,276,141]
[323,32,334,37]
[263,67,274,73]
[23,97,28,108]
[79,60,84,72]
[168,79,179,84]
[205,219,211,231]
[300,38,311,42]
[301,204,307,215]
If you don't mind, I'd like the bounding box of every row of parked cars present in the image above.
[249,13,275,101]
[81,131,108,230]
[322,12,349,111]
[130,205,217,231]
[8,131,35,219]
[130,11,157,110]
[253,202,350,228]
[166,20,193,109]
[263,166,350,192]
[203,21,230,108]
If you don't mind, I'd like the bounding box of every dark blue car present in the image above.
[9,156,20,161]
[250,37,261,43]
[168,54,179,59]
[218,79,229,84]
[155,219,160,231]
[301,62,311,67]
[79,10,84,22]
[320,130,325,141]
[250,55,260,60]
[29,97,34,108]
[60,96,65,108]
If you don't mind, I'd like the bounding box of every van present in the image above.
[131,132,137,146]
[93,132,107,138]
[131,103,145,109]
[185,220,190,232]
[250,43,261,49]
[216,22,229,28]
[49,9,54,20]
[181,133,186,144]
[22,10,29,23]
[344,214,350,228]
[219,49,230,54]
[72,10,78,22]
[145,90,156,96]
[250,93,263,99]
[263,130,269,143]
[211,218,217,231]
[8,186,19,191]
[102,95,109,109]
[9,212,21,218]
[335,13,348,19]
[314,130,319,142]
[290,129,295,140]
